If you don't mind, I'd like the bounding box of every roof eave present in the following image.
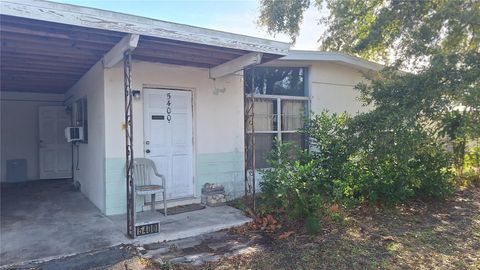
[0,0,291,56]
[278,50,384,71]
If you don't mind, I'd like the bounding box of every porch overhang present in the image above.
[209,52,263,79]
[0,0,290,94]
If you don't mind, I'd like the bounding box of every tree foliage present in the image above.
[259,0,479,62]
[258,0,311,42]
[258,0,480,173]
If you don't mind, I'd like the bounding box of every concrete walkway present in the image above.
[0,179,251,267]
[109,205,251,245]
[6,230,266,269]
[0,179,125,266]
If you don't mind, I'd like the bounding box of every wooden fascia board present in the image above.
[279,51,385,71]
[209,52,263,79]
[0,0,291,55]
[102,34,140,68]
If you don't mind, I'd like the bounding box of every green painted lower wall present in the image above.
[104,151,245,216]
[196,151,244,199]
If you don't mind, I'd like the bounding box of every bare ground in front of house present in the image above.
[135,187,480,270]
[164,187,480,270]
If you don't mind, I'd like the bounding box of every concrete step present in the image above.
[141,229,266,267]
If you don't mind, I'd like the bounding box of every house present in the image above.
[0,0,381,250]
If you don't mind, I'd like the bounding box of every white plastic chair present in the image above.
[133,158,167,216]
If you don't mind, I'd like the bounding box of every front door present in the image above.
[39,106,72,179]
[143,89,194,200]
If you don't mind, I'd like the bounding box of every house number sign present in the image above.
[166,93,172,123]
[135,222,159,236]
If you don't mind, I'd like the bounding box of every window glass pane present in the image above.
[282,100,307,131]
[246,98,277,132]
[75,98,88,143]
[282,133,306,150]
[75,100,83,125]
[245,67,306,96]
[82,98,88,143]
[282,100,306,131]
[254,134,277,169]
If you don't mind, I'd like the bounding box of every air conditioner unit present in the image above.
[65,127,84,142]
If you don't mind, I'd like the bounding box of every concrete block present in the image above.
[201,183,227,207]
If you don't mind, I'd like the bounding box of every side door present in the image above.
[39,106,72,179]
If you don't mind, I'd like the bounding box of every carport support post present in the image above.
[244,69,256,213]
[124,50,136,238]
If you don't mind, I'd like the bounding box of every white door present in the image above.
[39,106,72,179]
[143,89,194,200]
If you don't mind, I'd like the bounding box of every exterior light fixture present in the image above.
[132,90,141,100]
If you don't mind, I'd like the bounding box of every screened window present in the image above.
[245,67,308,168]
[74,97,88,143]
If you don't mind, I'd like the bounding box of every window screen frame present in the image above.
[74,96,88,144]
[245,66,310,168]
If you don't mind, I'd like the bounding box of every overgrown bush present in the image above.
[336,112,455,205]
[303,111,353,193]
[462,145,480,186]
[336,129,454,205]
[260,111,455,230]
[260,112,350,233]
[260,142,324,220]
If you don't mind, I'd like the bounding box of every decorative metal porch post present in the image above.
[124,50,135,238]
[244,69,256,212]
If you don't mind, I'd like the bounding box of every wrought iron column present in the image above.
[244,69,256,212]
[124,50,135,238]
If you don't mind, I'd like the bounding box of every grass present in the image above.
[180,187,479,269]
[113,186,480,270]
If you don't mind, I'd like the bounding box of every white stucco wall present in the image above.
[64,61,106,213]
[308,62,371,115]
[102,61,245,215]
[103,61,244,158]
[265,60,371,115]
[0,92,65,182]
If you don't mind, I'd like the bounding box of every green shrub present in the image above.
[336,138,454,205]
[461,145,480,186]
[260,110,455,218]
[303,111,353,193]
[260,112,351,233]
[260,141,323,218]
[340,113,455,204]
[305,216,322,235]
[464,145,480,174]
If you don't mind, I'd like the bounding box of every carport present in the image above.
[1,0,289,265]
[1,13,129,266]
[0,180,126,266]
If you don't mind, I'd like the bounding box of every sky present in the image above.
[52,0,326,50]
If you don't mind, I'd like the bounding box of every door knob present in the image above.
[146,149,151,153]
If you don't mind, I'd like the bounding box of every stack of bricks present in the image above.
[201,183,226,207]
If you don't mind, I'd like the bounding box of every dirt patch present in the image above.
[166,187,480,269]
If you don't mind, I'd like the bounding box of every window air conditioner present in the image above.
[65,127,84,142]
